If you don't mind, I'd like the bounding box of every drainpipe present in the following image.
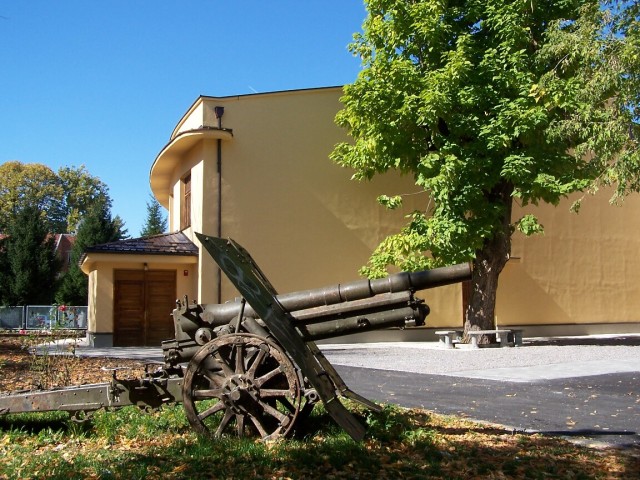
[214,106,224,303]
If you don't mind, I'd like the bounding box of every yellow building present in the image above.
[81,86,640,347]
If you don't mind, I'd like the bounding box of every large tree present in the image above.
[332,0,639,339]
[57,165,112,234]
[56,200,127,305]
[140,194,168,237]
[0,162,64,233]
[0,161,111,234]
[0,205,59,305]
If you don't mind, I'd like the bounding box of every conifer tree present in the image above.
[0,206,58,305]
[0,236,7,304]
[56,200,126,305]
[140,194,168,237]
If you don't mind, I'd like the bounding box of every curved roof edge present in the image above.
[150,127,233,208]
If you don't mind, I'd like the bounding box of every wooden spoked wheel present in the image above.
[182,333,302,441]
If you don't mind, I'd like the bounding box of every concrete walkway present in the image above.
[57,333,640,383]
[320,334,640,382]
[41,333,640,450]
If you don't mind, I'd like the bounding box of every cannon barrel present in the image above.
[277,262,471,308]
[199,262,472,325]
[293,291,429,340]
[167,290,431,364]
[166,263,469,365]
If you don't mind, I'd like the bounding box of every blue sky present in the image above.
[0,1,367,236]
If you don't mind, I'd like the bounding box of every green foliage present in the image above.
[57,165,111,234]
[0,236,8,304]
[332,0,640,327]
[56,201,127,305]
[334,0,640,264]
[0,206,59,305]
[92,405,186,442]
[140,193,168,237]
[0,162,123,305]
[0,162,64,234]
[0,161,112,234]
[516,213,544,236]
[377,194,404,209]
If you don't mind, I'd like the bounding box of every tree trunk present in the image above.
[463,181,514,344]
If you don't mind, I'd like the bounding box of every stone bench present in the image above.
[509,329,524,347]
[435,330,463,349]
[467,329,520,348]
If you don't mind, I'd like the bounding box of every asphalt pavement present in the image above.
[67,333,640,451]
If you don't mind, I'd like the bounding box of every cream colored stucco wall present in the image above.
[152,87,463,327]
[87,269,99,332]
[173,102,205,137]
[168,142,204,233]
[165,140,221,303]
[150,87,640,333]
[497,191,640,327]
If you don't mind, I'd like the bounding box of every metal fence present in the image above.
[0,305,88,330]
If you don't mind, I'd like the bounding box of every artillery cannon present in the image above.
[0,234,471,441]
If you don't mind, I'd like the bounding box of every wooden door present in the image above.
[145,271,177,346]
[113,270,176,346]
[114,271,145,346]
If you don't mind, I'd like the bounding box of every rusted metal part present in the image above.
[164,258,468,366]
[294,291,429,340]
[182,333,303,440]
[158,234,470,440]
[0,372,183,416]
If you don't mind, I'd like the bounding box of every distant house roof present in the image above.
[1,233,76,252]
[54,233,76,252]
[82,231,199,258]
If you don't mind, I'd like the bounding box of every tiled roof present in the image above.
[84,231,199,256]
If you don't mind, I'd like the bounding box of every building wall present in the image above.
[153,87,464,328]
[152,86,640,337]
[497,191,640,330]
[53,234,75,273]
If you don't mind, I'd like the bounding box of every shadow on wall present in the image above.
[497,261,573,326]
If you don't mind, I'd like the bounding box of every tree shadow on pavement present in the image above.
[527,335,640,347]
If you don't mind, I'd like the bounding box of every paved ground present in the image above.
[329,335,640,451]
[334,366,640,451]
[68,334,640,451]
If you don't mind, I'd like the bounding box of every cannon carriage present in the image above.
[0,233,471,441]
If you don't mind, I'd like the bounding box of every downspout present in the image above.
[214,106,224,303]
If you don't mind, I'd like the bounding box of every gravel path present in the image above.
[320,335,640,382]
[64,333,640,383]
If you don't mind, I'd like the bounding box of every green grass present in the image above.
[0,402,637,479]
